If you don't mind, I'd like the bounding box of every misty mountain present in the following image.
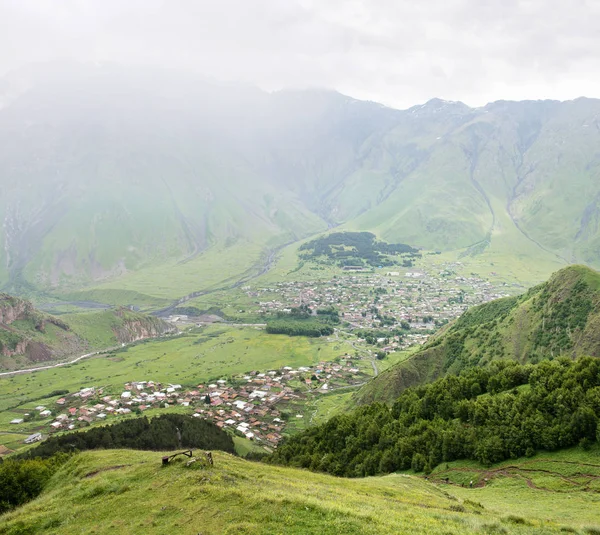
[1,63,600,294]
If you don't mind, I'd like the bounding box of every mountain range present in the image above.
[2,62,600,299]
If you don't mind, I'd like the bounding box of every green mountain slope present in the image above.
[3,64,600,301]
[357,265,600,404]
[0,293,173,370]
[0,448,595,535]
[270,355,600,495]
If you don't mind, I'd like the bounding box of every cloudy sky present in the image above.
[1,0,599,109]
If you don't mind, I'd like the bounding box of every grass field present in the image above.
[310,390,356,425]
[64,241,268,304]
[428,445,600,529]
[1,448,592,535]
[0,325,354,454]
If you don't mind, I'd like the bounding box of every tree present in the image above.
[411,453,427,472]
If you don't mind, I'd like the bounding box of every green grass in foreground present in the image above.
[429,445,600,528]
[1,448,590,535]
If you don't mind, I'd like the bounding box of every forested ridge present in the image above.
[357,265,600,405]
[269,357,600,477]
[21,414,235,459]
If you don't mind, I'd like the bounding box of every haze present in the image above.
[1,0,600,109]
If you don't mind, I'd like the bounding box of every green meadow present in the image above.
[65,241,268,304]
[429,445,600,529]
[1,448,596,535]
[0,325,354,453]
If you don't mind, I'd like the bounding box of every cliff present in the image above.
[0,295,174,370]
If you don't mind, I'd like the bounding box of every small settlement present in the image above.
[27,357,369,449]
[252,268,512,330]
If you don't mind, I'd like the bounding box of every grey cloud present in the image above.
[1,0,600,108]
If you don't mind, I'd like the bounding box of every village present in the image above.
[13,356,371,450]
[12,263,518,452]
[248,263,515,337]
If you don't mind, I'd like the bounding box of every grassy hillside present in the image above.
[430,446,600,528]
[357,265,600,404]
[1,448,596,534]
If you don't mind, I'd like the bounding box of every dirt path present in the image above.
[432,461,600,493]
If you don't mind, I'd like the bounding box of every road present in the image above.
[0,350,104,377]
[0,334,180,378]
[335,328,379,378]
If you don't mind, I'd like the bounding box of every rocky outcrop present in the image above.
[0,294,81,362]
[1,338,28,358]
[0,294,34,325]
[0,297,175,369]
[112,309,175,344]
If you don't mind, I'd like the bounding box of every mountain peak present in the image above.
[408,98,471,116]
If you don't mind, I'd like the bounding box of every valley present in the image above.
[0,244,517,457]
[1,64,600,534]
[2,222,600,533]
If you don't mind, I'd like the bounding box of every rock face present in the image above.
[0,296,175,368]
[112,310,175,344]
[1,339,29,358]
[0,294,33,325]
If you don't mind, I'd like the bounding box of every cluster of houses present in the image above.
[18,357,369,448]
[250,265,512,337]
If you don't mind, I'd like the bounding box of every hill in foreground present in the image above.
[1,448,598,535]
[0,293,173,370]
[358,265,600,404]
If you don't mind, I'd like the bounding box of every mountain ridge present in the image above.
[357,265,600,405]
[2,63,600,299]
[0,292,174,370]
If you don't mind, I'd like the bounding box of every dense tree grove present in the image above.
[316,306,340,324]
[298,231,419,267]
[267,304,336,337]
[266,320,334,337]
[21,414,235,459]
[0,454,68,513]
[269,357,600,476]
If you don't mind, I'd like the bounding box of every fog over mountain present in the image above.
[2,0,600,108]
[1,2,600,297]
[0,62,599,295]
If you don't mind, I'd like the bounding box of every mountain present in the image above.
[0,293,173,370]
[357,265,600,404]
[2,63,600,299]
